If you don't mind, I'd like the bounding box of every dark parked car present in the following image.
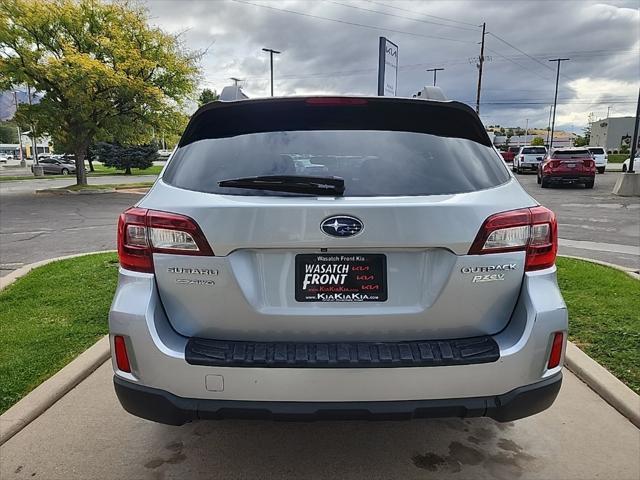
[500,146,520,162]
[537,148,596,188]
[32,157,77,175]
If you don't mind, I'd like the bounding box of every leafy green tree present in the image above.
[531,137,545,146]
[0,121,18,143]
[93,142,157,175]
[0,0,199,184]
[506,129,514,138]
[198,88,219,106]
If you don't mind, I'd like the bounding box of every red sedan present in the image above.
[537,148,596,189]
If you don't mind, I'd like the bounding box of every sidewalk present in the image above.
[1,362,638,479]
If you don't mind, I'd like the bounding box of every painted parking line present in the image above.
[559,238,639,256]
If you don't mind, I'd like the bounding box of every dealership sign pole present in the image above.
[377,37,398,96]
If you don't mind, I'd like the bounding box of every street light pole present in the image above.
[426,67,444,86]
[12,91,25,167]
[475,22,486,114]
[262,48,281,97]
[524,118,528,146]
[27,84,39,165]
[548,58,570,149]
[627,88,639,174]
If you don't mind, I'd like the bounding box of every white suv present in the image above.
[588,147,608,174]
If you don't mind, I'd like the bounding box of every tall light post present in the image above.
[262,48,281,97]
[426,67,444,86]
[548,58,570,149]
[12,91,25,167]
[524,118,528,146]
[627,88,639,174]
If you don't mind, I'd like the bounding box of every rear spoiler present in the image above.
[179,96,492,148]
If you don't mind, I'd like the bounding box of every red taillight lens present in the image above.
[469,206,557,271]
[547,331,564,369]
[305,97,368,106]
[114,335,131,373]
[117,207,213,273]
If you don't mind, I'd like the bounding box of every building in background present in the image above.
[589,116,636,151]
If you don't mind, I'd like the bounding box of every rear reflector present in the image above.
[114,335,131,373]
[469,206,557,271]
[547,332,564,369]
[117,208,213,273]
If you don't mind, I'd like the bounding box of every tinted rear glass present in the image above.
[164,130,510,197]
[522,147,546,154]
[589,148,605,154]
[553,150,591,158]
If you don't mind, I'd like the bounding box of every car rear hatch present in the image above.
[549,150,595,173]
[128,97,550,342]
[519,147,547,166]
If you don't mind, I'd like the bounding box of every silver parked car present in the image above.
[110,96,567,425]
[32,157,76,175]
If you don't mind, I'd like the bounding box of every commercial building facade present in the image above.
[589,116,636,151]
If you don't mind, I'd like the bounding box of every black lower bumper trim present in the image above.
[113,373,562,426]
[186,336,499,368]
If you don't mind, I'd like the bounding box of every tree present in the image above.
[0,121,18,143]
[198,88,219,106]
[531,136,545,146]
[506,129,514,138]
[93,142,157,175]
[0,0,198,185]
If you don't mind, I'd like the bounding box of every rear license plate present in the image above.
[295,254,387,302]
[566,163,576,168]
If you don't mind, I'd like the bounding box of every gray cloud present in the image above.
[147,0,639,132]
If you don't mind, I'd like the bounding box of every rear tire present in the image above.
[585,179,594,189]
[537,173,541,184]
[597,167,605,174]
[541,177,549,188]
[61,168,69,175]
[622,164,627,172]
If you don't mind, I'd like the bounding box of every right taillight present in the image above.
[117,207,213,273]
[469,206,557,271]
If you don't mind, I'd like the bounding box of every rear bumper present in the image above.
[544,174,594,183]
[114,372,562,425]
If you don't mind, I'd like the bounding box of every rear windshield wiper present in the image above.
[218,175,345,196]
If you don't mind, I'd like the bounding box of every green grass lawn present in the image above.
[0,253,118,414]
[60,182,154,191]
[608,154,628,163]
[0,255,637,414]
[556,257,640,393]
[0,164,162,182]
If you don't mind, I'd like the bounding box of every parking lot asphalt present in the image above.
[1,362,639,480]
[1,170,638,277]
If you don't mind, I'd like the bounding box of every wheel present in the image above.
[622,164,627,172]
[61,168,69,175]
[537,173,541,184]
[541,177,549,188]
[585,179,594,189]
[597,167,605,174]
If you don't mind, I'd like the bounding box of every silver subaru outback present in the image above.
[110,96,567,425]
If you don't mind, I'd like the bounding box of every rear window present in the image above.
[553,150,591,158]
[589,148,605,154]
[164,130,510,197]
[522,147,546,154]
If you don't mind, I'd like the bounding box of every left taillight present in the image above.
[469,206,558,271]
[117,207,213,273]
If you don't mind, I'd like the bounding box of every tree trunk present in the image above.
[88,157,94,172]
[125,166,132,175]
[75,147,88,185]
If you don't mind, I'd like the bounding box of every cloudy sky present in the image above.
[147,0,639,132]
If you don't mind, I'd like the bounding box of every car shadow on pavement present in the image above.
[140,417,534,480]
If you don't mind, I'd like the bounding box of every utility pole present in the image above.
[546,105,553,147]
[13,91,25,167]
[426,67,444,86]
[524,119,528,146]
[548,58,570,149]
[606,105,612,119]
[627,88,639,174]
[262,48,281,97]
[475,22,486,115]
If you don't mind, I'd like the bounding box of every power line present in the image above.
[365,0,479,27]
[326,0,478,32]
[230,0,476,44]
[486,47,555,82]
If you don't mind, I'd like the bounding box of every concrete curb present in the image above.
[0,252,115,445]
[559,254,640,279]
[0,336,110,446]
[0,251,116,290]
[565,342,640,428]
[36,188,116,195]
[559,255,640,427]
